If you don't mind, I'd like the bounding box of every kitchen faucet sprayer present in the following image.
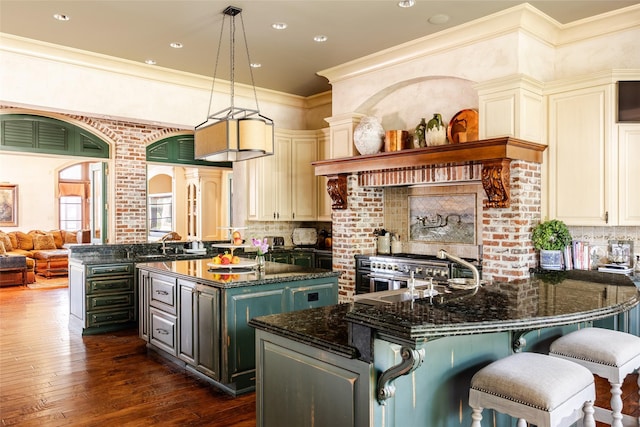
[437,249,480,288]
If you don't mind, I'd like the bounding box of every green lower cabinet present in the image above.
[255,329,372,427]
[287,281,337,311]
[225,286,287,392]
[195,284,221,380]
[267,250,315,268]
[69,260,136,335]
[177,279,197,366]
[254,324,587,427]
[267,252,290,264]
[138,267,338,396]
[290,251,314,268]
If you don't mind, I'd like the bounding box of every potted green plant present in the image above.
[531,219,572,270]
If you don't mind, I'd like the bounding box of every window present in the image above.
[148,193,172,232]
[58,163,90,231]
[60,196,82,231]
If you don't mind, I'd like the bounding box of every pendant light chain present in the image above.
[239,13,261,113]
[206,13,227,119]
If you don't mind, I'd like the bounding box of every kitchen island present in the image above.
[249,270,640,427]
[137,258,339,395]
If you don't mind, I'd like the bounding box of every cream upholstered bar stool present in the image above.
[549,327,640,427]
[469,352,596,427]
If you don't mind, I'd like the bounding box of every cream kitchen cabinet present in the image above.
[248,130,317,221]
[618,124,640,225]
[317,128,332,221]
[548,82,639,226]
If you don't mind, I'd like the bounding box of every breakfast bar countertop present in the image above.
[250,270,640,359]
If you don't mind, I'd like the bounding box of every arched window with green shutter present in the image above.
[0,114,109,158]
[147,135,231,168]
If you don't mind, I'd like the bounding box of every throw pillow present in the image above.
[64,231,78,244]
[15,231,33,250]
[7,232,18,250]
[0,233,13,251]
[33,234,57,250]
[0,241,5,255]
[48,230,64,249]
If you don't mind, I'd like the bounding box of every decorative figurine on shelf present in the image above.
[414,118,426,147]
[425,113,447,146]
[353,116,385,155]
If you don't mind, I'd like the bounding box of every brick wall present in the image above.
[335,161,542,302]
[332,175,383,300]
[68,115,182,243]
[0,106,183,244]
[481,161,541,282]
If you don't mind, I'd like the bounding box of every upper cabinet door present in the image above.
[548,84,615,226]
[291,136,317,221]
[618,124,640,225]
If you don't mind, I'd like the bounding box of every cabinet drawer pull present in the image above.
[155,328,169,335]
[155,290,169,295]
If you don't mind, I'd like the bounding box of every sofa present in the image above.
[0,229,85,285]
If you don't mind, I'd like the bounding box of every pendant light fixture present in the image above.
[195,5,274,162]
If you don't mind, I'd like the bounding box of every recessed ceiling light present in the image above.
[313,35,328,43]
[169,42,183,49]
[272,22,287,30]
[145,59,157,65]
[428,13,450,24]
[397,0,415,8]
[53,13,70,21]
[250,63,262,68]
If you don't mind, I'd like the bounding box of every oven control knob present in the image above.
[425,268,432,276]
[415,268,423,274]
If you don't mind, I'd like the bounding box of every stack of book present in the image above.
[569,240,591,270]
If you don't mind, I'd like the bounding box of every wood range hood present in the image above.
[312,137,547,209]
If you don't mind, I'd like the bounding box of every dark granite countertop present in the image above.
[136,258,339,289]
[250,270,640,359]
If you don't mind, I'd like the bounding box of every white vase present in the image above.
[353,116,384,155]
[425,113,447,146]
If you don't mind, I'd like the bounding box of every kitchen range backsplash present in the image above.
[384,185,640,265]
[244,221,331,248]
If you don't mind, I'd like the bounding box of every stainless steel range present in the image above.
[355,253,481,294]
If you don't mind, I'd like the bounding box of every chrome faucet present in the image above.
[437,249,480,288]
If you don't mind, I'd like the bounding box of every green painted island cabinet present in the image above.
[138,266,338,395]
[69,260,136,335]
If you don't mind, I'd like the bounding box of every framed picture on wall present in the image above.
[0,184,18,226]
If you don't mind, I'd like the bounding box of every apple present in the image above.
[221,256,231,265]
[232,231,242,239]
[233,237,243,245]
[232,256,241,264]
[212,256,221,265]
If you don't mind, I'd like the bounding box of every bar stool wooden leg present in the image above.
[610,382,623,427]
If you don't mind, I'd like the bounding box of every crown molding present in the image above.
[318,3,639,86]
[0,33,311,110]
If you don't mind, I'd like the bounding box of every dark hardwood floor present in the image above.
[1,284,638,426]
[0,285,256,426]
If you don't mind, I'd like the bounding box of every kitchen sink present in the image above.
[354,286,443,305]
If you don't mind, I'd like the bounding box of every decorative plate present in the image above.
[447,109,479,143]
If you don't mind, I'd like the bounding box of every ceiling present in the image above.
[1,1,637,97]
